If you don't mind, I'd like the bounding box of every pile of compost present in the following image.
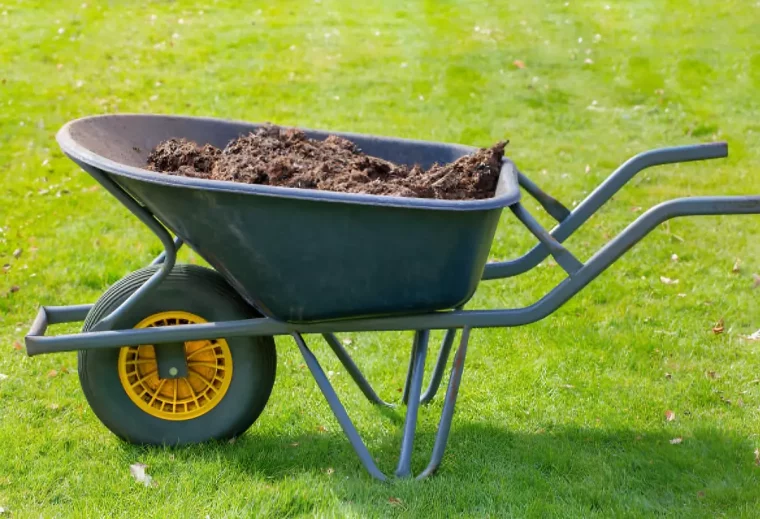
[147,125,507,200]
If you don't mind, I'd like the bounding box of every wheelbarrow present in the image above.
[25,114,760,481]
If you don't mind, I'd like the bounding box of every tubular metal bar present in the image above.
[396,331,429,477]
[25,195,760,356]
[322,333,393,407]
[420,328,458,405]
[400,340,415,405]
[26,304,93,339]
[401,331,430,405]
[483,142,729,280]
[417,327,471,479]
[294,330,470,480]
[82,165,178,332]
[291,332,387,481]
[151,237,184,265]
[511,203,583,276]
[517,172,571,223]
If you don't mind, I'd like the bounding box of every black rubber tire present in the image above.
[78,264,276,445]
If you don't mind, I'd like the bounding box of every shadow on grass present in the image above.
[119,420,759,514]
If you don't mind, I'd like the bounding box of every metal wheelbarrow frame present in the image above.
[25,115,760,481]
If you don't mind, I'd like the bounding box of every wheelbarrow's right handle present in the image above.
[483,142,728,280]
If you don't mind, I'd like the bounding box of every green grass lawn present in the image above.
[2,0,760,516]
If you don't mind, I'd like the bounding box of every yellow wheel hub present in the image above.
[117,311,233,421]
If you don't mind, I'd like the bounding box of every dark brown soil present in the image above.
[146,125,507,200]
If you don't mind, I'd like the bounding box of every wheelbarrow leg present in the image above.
[395,330,429,478]
[293,329,467,480]
[321,333,394,408]
[401,330,430,405]
[292,332,387,481]
[420,328,458,405]
[416,327,471,479]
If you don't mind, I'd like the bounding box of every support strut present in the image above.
[292,329,471,480]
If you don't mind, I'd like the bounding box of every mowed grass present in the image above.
[1,0,760,516]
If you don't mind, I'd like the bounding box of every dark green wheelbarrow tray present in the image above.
[24,114,760,481]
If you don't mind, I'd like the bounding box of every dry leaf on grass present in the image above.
[660,276,679,285]
[47,369,58,378]
[341,338,352,346]
[388,497,405,507]
[665,410,675,422]
[741,330,760,341]
[706,371,717,379]
[753,274,760,289]
[670,437,683,445]
[129,463,155,487]
[665,373,672,379]
[755,448,760,466]
[712,319,725,335]
[12,248,22,259]
[12,341,22,351]
[512,59,526,69]
[732,258,742,273]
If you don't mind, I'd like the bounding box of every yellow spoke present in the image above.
[188,370,218,392]
[186,343,217,360]
[125,359,156,365]
[187,361,225,370]
[148,379,167,407]
[183,378,200,408]
[130,369,158,388]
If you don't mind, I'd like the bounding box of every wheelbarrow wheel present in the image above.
[78,264,276,445]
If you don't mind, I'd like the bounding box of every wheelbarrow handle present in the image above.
[633,141,727,164]
[483,141,728,280]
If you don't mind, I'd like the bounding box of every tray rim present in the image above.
[57,114,521,211]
